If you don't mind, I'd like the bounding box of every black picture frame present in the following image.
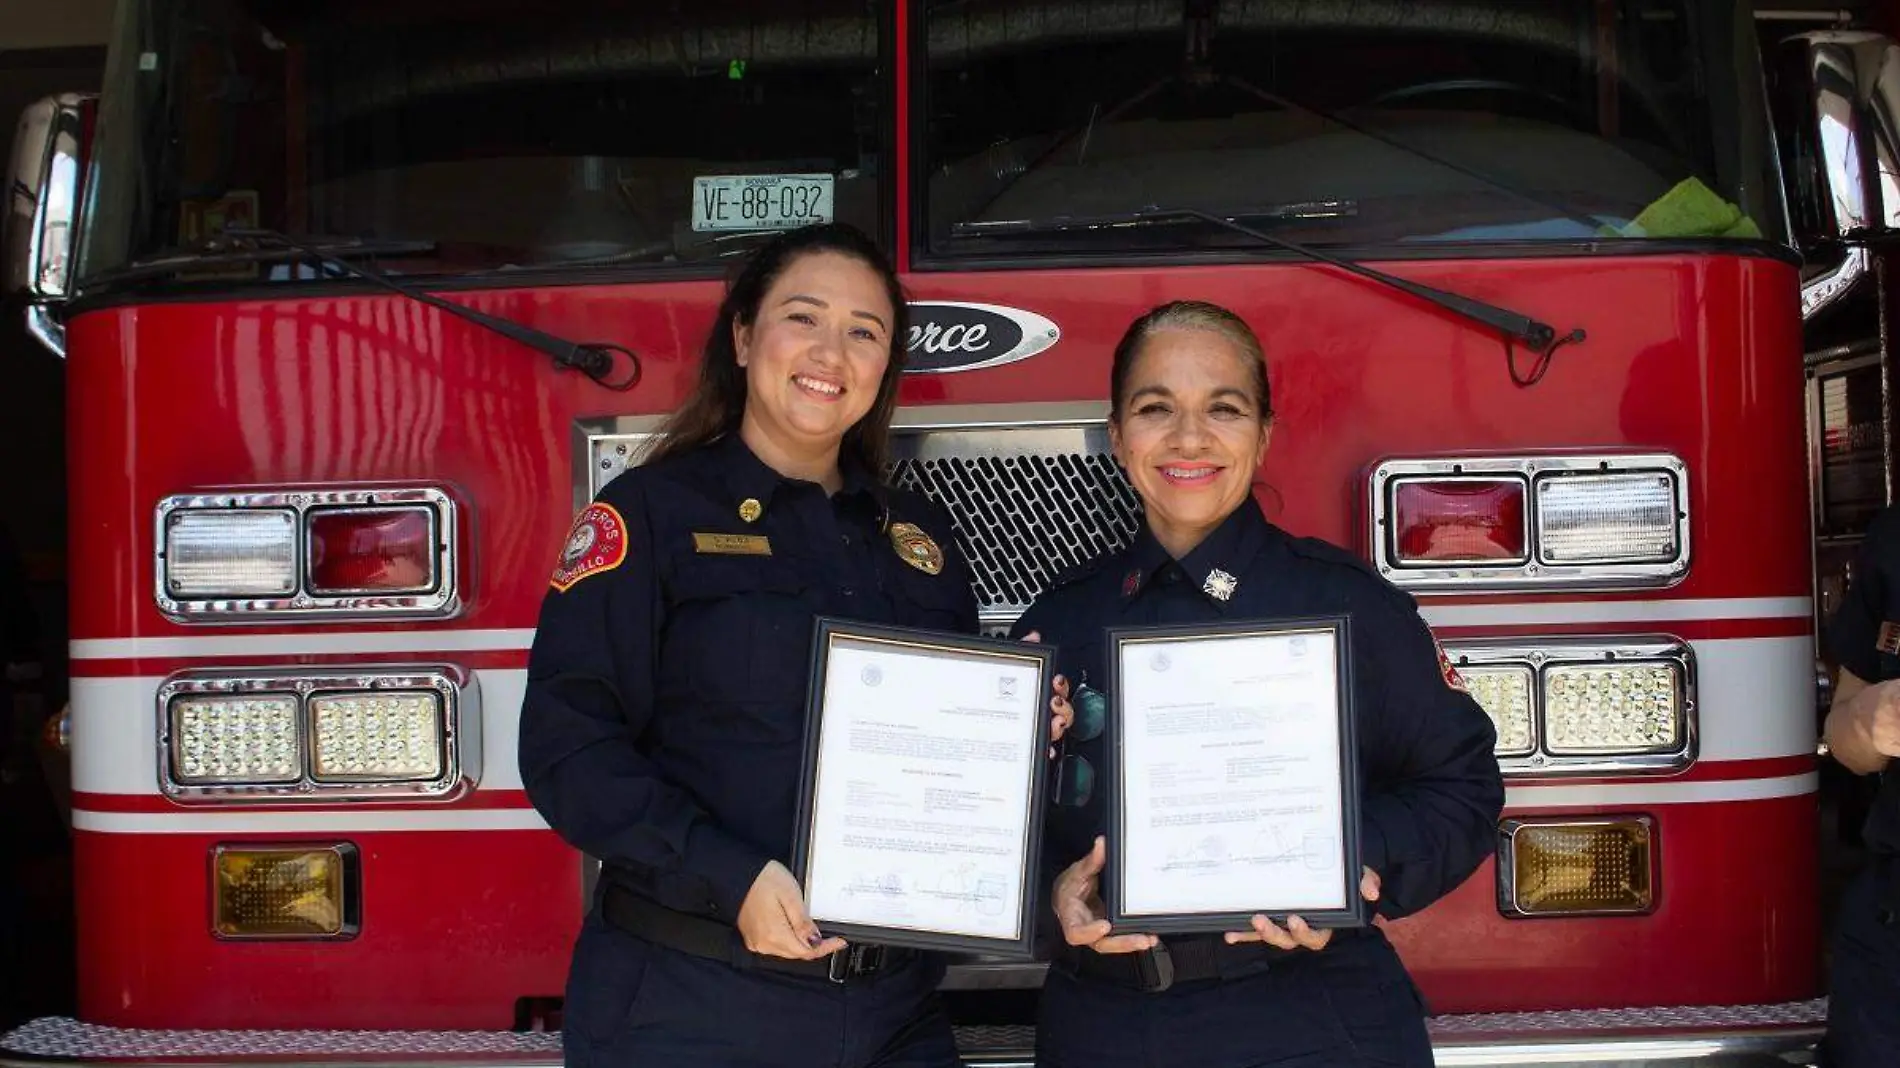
[790,616,1056,960]
[1101,615,1366,936]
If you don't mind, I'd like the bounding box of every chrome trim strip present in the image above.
[890,401,1112,432]
[1368,454,1690,592]
[154,486,460,623]
[0,1023,1822,1068]
[1496,815,1658,919]
[1445,635,1697,776]
[155,665,480,804]
[1431,1032,1818,1066]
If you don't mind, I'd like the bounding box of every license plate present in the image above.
[692,173,835,232]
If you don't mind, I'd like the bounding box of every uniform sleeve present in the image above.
[1828,510,1896,682]
[1007,591,1084,953]
[517,481,771,920]
[1356,593,1506,920]
[931,500,982,635]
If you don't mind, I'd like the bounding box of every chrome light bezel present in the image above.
[157,665,481,804]
[1445,636,1697,776]
[1368,453,1690,592]
[155,486,460,623]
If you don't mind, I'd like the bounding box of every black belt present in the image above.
[1056,936,1264,993]
[1056,928,1371,993]
[599,882,916,983]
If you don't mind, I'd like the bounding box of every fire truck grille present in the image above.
[888,423,1140,623]
[581,412,1142,627]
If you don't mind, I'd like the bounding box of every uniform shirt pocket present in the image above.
[660,556,815,722]
[888,557,972,632]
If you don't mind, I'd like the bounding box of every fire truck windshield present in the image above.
[921,0,1788,260]
[74,0,887,290]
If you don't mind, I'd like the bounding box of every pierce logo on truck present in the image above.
[903,301,1060,374]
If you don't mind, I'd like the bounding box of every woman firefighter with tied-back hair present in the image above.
[1011,300,1505,1068]
[519,223,1041,1068]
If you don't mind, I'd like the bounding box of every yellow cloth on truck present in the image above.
[1609,176,1763,239]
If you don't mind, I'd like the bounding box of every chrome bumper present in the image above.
[1,1000,1826,1068]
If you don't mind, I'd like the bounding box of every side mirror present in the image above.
[1780,32,1900,320]
[3,92,92,358]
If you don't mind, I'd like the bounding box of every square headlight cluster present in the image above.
[1370,454,1689,592]
[159,668,479,801]
[1447,638,1693,772]
[155,486,458,622]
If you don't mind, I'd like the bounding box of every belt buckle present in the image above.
[1134,942,1174,993]
[827,943,886,984]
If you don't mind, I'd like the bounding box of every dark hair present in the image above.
[1108,300,1274,423]
[641,223,909,474]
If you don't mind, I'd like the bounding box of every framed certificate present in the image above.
[1102,616,1366,935]
[790,617,1056,959]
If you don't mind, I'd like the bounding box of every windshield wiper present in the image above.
[201,230,642,390]
[964,206,1585,378]
[81,235,441,290]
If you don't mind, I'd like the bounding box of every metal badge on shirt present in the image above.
[1202,568,1238,601]
[889,522,944,575]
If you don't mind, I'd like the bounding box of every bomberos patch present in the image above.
[550,502,628,591]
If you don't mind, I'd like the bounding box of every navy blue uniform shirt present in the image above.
[1010,497,1505,926]
[519,433,979,922]
[1825,503,1900,859]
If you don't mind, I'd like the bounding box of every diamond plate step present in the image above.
[0,1000,1827,1066]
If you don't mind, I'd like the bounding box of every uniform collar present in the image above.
[1121,496,1272,607]
[710,432,887,526]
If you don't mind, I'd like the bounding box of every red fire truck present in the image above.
[0,1,1885,1064]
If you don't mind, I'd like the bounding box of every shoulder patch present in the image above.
[1433,634,1470,693]
[550,502,629,592]
[1282,533,1418,609]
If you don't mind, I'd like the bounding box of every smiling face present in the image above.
[734,249,895,475]
[1110,326,1272,558]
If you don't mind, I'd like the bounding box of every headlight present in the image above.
[158,668,479,802]
[1460,665,1535,757]
[310,691,445,782]
[1443,637,1695,774]
[163,509,298,598]
[1535,473,1679,565]
[169,694,301,784]
[1543,663,1683,754]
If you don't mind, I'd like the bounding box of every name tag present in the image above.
[1879,621,1900,656]
[693,532,772,556]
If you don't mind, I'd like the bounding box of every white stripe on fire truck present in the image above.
[67,771,1818,834]
[64,597,1812,662]
[1504,770,1817,808]
[72,807,551,834]
[68,629,541,660]
[69,636,1815,797]
[1415,596,1811,628]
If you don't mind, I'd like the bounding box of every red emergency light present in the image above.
[1391,478,1528,564]
[307,507,438,594]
